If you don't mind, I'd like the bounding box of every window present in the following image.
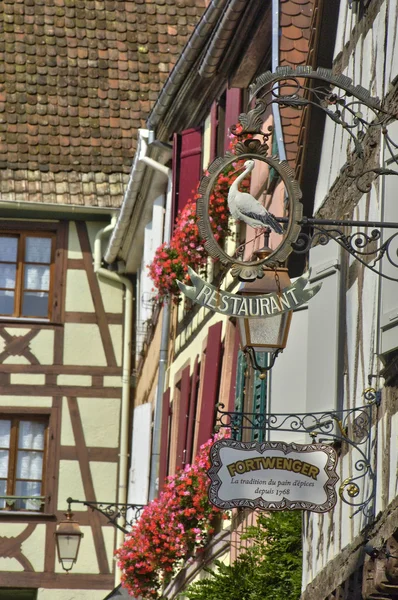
[0,417,48,511]
[0,232,55,319]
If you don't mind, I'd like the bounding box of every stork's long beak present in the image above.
[229,164,246,177]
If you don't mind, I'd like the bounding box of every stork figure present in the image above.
[227,159,284,234]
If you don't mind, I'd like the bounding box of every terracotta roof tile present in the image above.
[0,0,206,198]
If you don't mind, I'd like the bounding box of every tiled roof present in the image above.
[0,0,205,183]
[279,0,314,168]
[0,169,128,207]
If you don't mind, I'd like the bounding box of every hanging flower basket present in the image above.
[116,437,228,600]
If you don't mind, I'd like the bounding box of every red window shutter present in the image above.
[175,365,191,470]
[228,325,240,411]
[185,356,199,466]
[224,88,242,152]
[158,388,171,491]
[172,128,202,224]
[196,321,223,451]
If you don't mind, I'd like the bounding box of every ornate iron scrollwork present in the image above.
[216,389,380,519]
[66,497,145,534]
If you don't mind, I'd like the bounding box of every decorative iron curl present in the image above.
[288,223,398,282]
[66,498,145,534]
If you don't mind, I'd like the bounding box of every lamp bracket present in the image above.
[66,497,145,534]
[216,388,380,519]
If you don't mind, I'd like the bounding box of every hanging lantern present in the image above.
[236,257,293,375]
[55,510,84,572]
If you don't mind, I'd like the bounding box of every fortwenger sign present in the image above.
[177,267,321,317]
[208,439,339,513]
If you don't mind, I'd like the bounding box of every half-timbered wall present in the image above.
[0,217,124,598]
[299,1,398,597]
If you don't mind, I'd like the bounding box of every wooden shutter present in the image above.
[172,128,202,224]
[224,88,242,152]
[175,366,191,470]
[195,321,223,450]
[128,403,152,505]
[158,388,171,491]
[306,242,343,413]
[228,326,241,411]
[380,172,398,355]
[185,357,199,466]
[232,350,247,442]
[251,354,267,442]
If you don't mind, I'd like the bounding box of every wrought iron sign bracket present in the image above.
[216,388,380,519]
[280,215,398,282]
[66,497,145,534]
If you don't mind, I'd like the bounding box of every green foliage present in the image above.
[184,512,302,600]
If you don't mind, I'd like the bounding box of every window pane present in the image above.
[19,421,45,450]
[14,481,42,510]
[0,451,9,478]
[25,237,51,264]
[24,265,50,291]
[0,265,17,289]
[16,451,43,480]
[0,480,6,509]
[21,292,49,318]
[0,421,11,448]
[0,290,14,315]
[0,237,18,262]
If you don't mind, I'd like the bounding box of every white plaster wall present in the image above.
[29,329,55,364]
[38,590,110,600]
[21,524,46,572]
[63,324,106,366]
[58,374,92,387]
[68,222,83,259]
[57,460,86,511]
[77,397,120,448]
[65,270,95,312]
[60,397,74,446]
[10,373,45,385]
[90,461,118,502]
[0,396,52,407]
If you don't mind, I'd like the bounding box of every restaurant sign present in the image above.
[178,267,321,318]
[208,439,339,513]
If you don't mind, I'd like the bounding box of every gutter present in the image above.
[94,219,134,585]
[147,0,229,132]
[198,0,248,78]
[104,129,153,265]
[142,160,173,502]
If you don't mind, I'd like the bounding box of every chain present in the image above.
[273,267,282,297]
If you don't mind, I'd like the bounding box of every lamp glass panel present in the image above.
[56,533,80,561]
[245,312,290,351]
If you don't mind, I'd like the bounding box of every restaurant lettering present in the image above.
[178,267,322,318]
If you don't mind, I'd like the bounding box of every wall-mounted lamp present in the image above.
[365,544,398,560]
[237,251,292,376]
[54,509,84,572]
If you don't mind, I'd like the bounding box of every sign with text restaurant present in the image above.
[208,439,339,513]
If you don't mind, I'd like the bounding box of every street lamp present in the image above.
[55,508,84,572]
[236,252,292,376]
[55,497,145,573]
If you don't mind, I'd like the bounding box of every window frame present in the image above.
[0,220,67,324]
[0,231,56,320]
[0,415,49,513]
